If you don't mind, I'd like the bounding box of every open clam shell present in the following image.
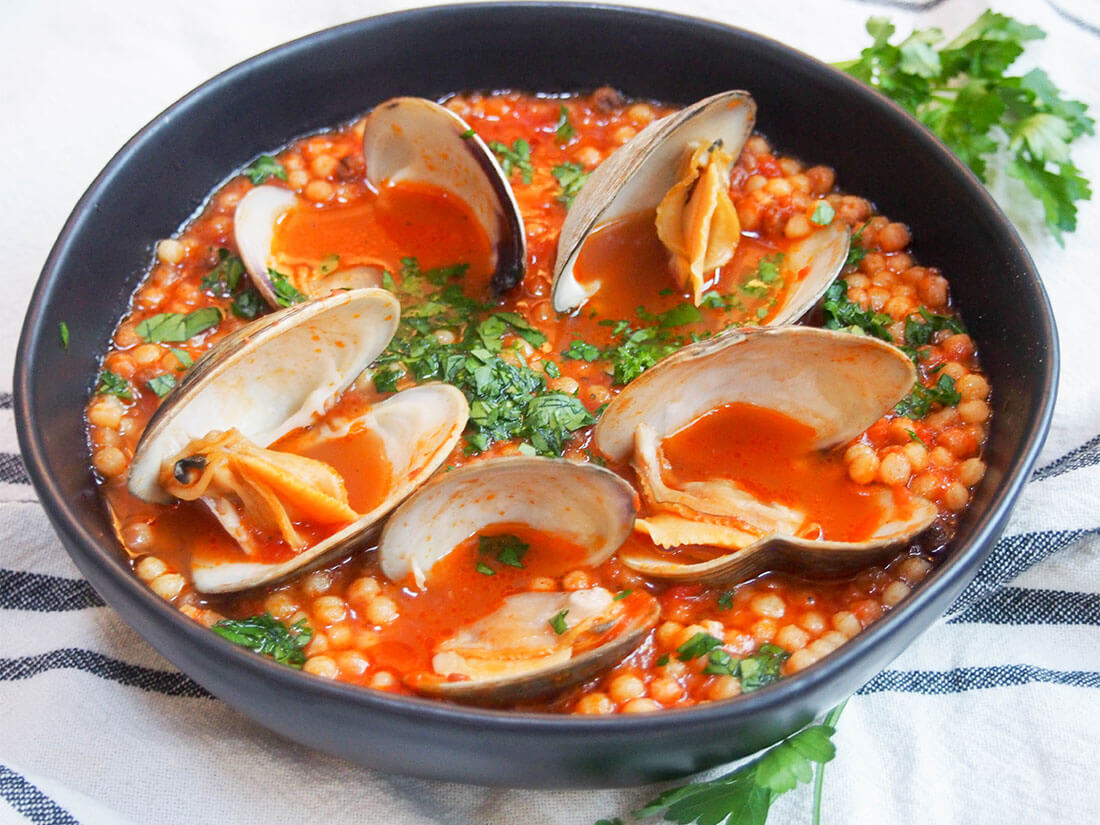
[378,456,637,589]
[362,96,527,296]
[593,325,937,585]
[551,90,756,313]
[413,588,661,704]
[127,289,469,592]
[233,185,386,306]
[378,456,650,703]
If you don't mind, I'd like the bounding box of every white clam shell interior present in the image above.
[552,90,756,313]
[362,96,526,291]
[593,326,918,464]
[233,184,298,305]
[378,457,637,589]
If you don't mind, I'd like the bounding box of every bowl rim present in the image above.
[13,0,1059,738]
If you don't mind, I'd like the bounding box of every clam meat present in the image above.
[127,288,468,592]
[593,326,938,584]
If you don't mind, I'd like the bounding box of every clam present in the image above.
[593,326,938,584]
[552,90,755,312]
[235,97,526,306]
[233,184,386,305]
[378,457,658,702]
[127,289,468,592]
[362,96,527,295]
[551,90,849,320]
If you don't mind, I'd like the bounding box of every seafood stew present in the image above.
[85,88,992,713]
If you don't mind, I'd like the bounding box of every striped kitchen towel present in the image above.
[1,0,1097,823]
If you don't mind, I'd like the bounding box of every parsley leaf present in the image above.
[212,613,312,668]
[895,373,961,417]
[136,308,221,343]
[479,533,529,569]
[58,321,69,350]
[838,11,1094,241]
[523,393,595,456]
[267,269,307,307]
[676,631,724,662]
[146,374,177,397]
[737,643,791,692]
[231,287,265,319]
[821,278,894,342]
[810,201,835,226]
[489,139,534,184]
[552,162,589,207]
[549,609,569,635]
[475,561,495,576]
[563,339,602,362]
[242,155,287,185]
[903,307,965,350]
[554,105,576,143]
[200,248,245,296]
[95,369,132,400]
[632,716,839,825]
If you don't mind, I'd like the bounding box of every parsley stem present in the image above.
[812,699,850,825]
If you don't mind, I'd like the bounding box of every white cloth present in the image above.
[2,1,1098,823]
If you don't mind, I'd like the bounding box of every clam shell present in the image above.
[552,90,756,313]
[190,382,468,593]
[414,589,661,704]
[126,288,469,593]
[378,457,637,589]
[592,325,936,584]
[593,325,917,464]
[129,288,400,503]
[233,184,298,308]
[362,96,527,295]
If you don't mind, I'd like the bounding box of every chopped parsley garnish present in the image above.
[136,308,221,343]
[488,139,534,184]
[146,374,177,397]
[212,613,312,668]
[478,533,529,569]
[703,649,738,676]
[656,654,670,666]
[372,262,592,456]
[543,360,561,378]
[459,127,475,139]
[717,591,734,611]
[810,201,836,226]
[400,256,469,287]
[95,369,132,400]
[613,590,633,601]
[756,254,784,284]
[169,348,194,369]
[837,11,1093,243]
[551,162,589,207]
[267,269,307,307]
[895,373,962,417]
[475,561,495,576]
[200,248,245,296]
[231,287,265,319]
[821,278,893,341]
[563,339,602,362]
[241,155,287,185]
[59,322,69,350]
[548,609,570,635]
[676,631,724,662]
[903,307,965,349]
[845,220,871,268]
[656,302,702,328]
[907,428,928,447]
[554,105,576,143]
[737,643,791,692]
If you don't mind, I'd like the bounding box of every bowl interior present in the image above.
[15,3,1056,787]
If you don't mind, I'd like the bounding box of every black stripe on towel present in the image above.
[0,570,104,612]
[859,664,1100,695]
[0,649,211,699]
[947,528,1099,614]
[1032,432,1100,482]
[948,586,1100,626]
[0,764,80,825]
[0,453,30,486]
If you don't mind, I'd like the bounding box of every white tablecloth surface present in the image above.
[2,1,1098,823]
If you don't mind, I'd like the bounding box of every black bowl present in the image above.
[14,3,1056,788]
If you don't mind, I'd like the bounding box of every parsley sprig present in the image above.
[489,139,534,184]
[838,11,1093,242]
[627,703,846,825]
